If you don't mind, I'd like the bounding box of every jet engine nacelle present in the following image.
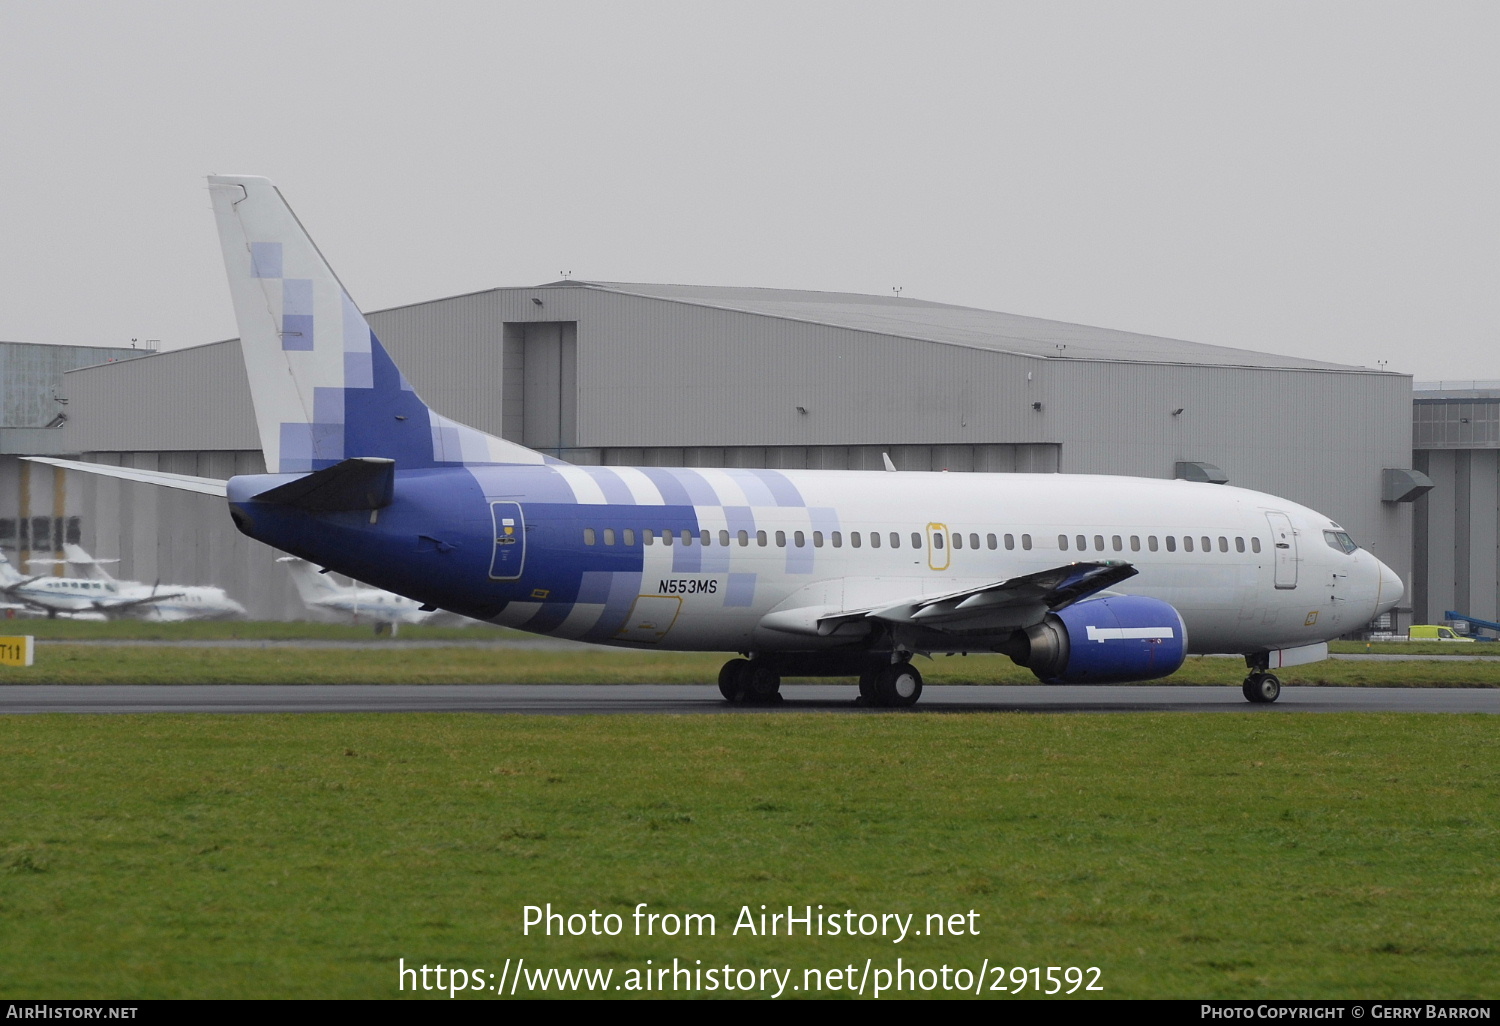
[1019,594,1187,684]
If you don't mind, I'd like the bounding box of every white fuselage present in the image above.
[483,470,1400,655]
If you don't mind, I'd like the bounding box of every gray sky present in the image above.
[2,0,1496,381]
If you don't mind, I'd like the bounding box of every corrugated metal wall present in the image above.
[1413,447,1500,628]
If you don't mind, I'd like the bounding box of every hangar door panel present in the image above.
[519,322,577,452]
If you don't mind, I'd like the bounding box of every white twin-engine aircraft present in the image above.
[28,175,1403,704]
[0,545,246,622]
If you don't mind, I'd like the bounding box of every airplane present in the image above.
[27,174,1403,704]
[0,545,246,622]
[277,555,475,630]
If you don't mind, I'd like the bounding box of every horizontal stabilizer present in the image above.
[23,457,228,497]
[251,457,395,512]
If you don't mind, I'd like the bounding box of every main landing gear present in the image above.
[858,660,923,708]
[718,658,782,705]
[1242,670,1281,704]
[716,655,925,707]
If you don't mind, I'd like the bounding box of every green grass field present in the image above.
[0,713,1495,999]
[2,626,1495,999]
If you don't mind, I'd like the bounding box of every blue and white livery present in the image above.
[29,176,1403,705]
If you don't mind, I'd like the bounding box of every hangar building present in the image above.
[1412,382,1500,629]
[50,282,1418,623]
[0,340,150,578]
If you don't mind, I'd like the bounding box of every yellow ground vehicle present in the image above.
[1407,625,1476,642]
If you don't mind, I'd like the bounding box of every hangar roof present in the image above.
[548,281,1365,372]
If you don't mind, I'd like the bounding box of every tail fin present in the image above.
[275,556,343,604]
[0,551,21,587]
[62,544,118,583]
[207,175,554,473]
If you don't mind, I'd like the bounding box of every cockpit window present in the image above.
[1323,530,1358,555]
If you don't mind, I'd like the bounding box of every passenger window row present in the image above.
[578,526,1263,555]
[578,528,1032,551]
[1057,533,1261,554]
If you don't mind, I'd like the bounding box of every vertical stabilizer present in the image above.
[276,556,342,604]
[207,175,555,473]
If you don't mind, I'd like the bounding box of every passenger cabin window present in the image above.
[643,529,654,544]
[737,530,749,546]
[1022,534,1032,550]
[1076,535,1087,551]
[951,533,961,550]
[1183,536,1194,552]
[1148,536,1158,552]
[1112,535,1123,551]
[1059,535,1069,551]
[870,532,881,549]
[1165,536,1176,552]
[1003,533,1014,550]
[851,532,862,548]
[831,531,842,548]
[776,531,787,547]
[583,528,596,545]
[794,531,805,547]
[603,528,616,545]
[1130,535,1140,552]
[1218,536,1228,552]
[700,530,710,546]
[1251,537,1261,553]
[757,530,768,547]
[812,531,823,547]
[1235,537,1245,553]
[624,529,636,545]
[1201,536,1211,552]
[911,532,921,549]
[1094,535,1104,551]
[934,532,945,549]
[719,529,730,546]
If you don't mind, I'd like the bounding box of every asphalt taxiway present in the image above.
[1,683,1494,715]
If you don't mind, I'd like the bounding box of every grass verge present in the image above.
[0,713,1494,999]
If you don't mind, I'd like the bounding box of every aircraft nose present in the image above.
[1375,556,1404,615]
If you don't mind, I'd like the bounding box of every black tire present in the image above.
[875,662,923,708]
[744,665,782,704]
[1242,672,1281,704]
[718,659,751,703]
[857,667,880,704]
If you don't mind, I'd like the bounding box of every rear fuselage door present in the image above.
[1265,511,1297,589]
[489,501,526,580]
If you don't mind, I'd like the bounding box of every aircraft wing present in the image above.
[22,457,228,497]
[91,592,188,615]
[758,562,1138,640]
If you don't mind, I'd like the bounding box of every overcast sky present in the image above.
[2,1,1496,382]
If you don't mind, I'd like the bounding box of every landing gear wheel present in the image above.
[875,662,923,708]
[1242,672,1281,704]
[718,659,752,703]
[744,665,782,704]
[857,667,880,704]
